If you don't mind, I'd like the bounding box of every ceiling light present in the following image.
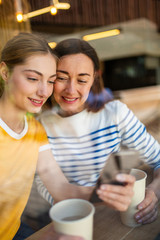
[83,29,121,41]
[53,0,70,10]
[16,13,23,22]
[14,0,23,22]
[50,6,57,15]
[23,6,52,21]
[23,1,70,21]
[54,3,70,9]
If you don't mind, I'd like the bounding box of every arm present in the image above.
[37,149,94,203]
[35,174,54,205]
[113,101,160,220]
[135,168,160,224]
[92,101,160,212]
[148,168,160,200]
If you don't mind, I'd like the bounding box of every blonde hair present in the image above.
[0,32,56,96]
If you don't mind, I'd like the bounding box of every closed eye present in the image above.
[27,77,38,81]
[48,81,55,84]
[56,77,68,81]
[78,79,87,83]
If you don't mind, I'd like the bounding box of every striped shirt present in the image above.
[37,100,160,204]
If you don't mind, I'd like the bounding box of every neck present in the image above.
[58,106,85,118]
[58,109,78,117]
[0,97,26,133]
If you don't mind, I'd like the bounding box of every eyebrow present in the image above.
[79,73,91,76]
[57,70,91,77]
[23,69,56,78]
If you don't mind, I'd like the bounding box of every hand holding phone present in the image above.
[90,147,139,205]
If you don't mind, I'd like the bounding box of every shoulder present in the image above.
[102,100,129,115]
[26,114,49,146]
[27,114,46,133]
[104,100,128,110]
[98,100,131,124]
[37,107,58,124]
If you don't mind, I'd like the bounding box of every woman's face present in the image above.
[54,53,95,117]
[3,53,56,114]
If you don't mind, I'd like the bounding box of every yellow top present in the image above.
[0,115,49,240]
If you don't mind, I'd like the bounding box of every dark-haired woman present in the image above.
[37,38,160,226]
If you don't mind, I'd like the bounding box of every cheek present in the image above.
[8,79,27,96]
[53,83,63,95]
[82,86,92,100]
[12,76,30,93]
[48,86,54,97]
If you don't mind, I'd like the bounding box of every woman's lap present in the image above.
[13,222,34,240]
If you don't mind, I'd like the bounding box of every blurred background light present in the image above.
[48,42,57,48]
[83,29,121,41]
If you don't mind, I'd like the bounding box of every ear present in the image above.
[0,62,10,82]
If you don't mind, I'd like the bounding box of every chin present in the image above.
[28,107,42,114]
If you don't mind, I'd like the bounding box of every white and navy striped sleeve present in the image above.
[35,174,54,205]
[116,101,160,170]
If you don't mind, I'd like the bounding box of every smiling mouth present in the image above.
[62,97,78,102]
[28,98,44,106]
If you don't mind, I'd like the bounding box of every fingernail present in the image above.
[137,219,142,223]
[97,189,101,194]
[100,185,107,190]
[116,174,125,181]
[135,215,140,219]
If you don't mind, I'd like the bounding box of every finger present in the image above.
[137,189,158,210]
[116,174,135,185]
[142,210,158,224]
[97,187,132,204]
[98,184,134,197]
[99,194,130,211]
[136,200,157,219]
[97,189,132,211]
[135,202,158,223]
[136,206,158,224]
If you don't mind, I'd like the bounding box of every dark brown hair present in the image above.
[52,38,112,112]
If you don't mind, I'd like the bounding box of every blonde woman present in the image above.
[0,33,84,240]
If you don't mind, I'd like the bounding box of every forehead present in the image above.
[14,53,57,75]
[57,53,94,72]
[24,53,56,67]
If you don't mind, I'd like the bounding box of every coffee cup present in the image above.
[120,168,147,227]
[49,199,95,240]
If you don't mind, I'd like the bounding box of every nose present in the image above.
[37,82,52,98]
[65,80,76,94]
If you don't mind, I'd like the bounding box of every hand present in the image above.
[96,173,135,211]
[134,187,158,224]
[39,225,84,240]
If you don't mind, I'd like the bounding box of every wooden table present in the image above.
[93,204,160,240]
[26,202,160,240]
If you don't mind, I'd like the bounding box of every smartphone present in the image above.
[89,153,128,203]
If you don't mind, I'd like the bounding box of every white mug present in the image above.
[120,168,147,227]
[49,199,95,240]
